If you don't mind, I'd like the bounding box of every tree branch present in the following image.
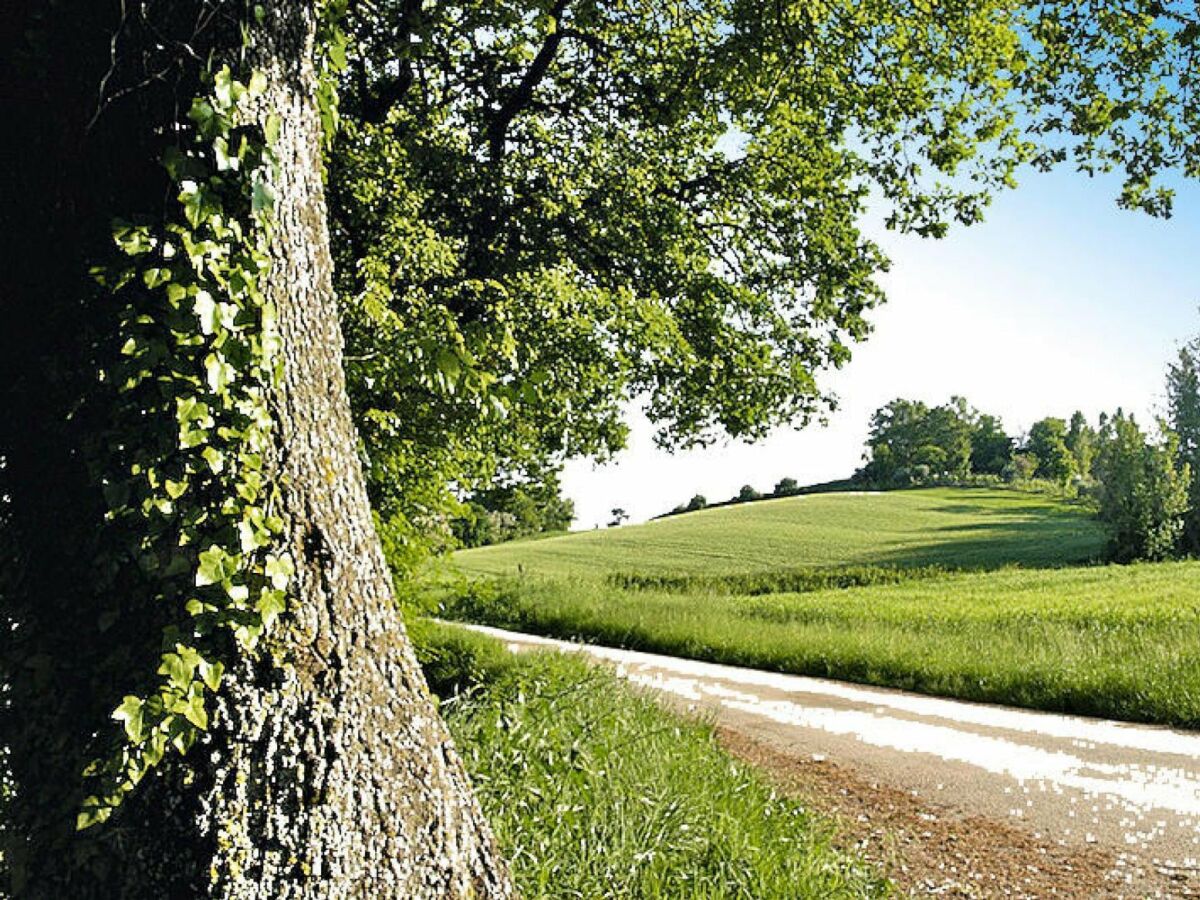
[486,0,570,161]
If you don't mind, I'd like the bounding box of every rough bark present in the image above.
[0,1,512,896]
[197,4,513,896]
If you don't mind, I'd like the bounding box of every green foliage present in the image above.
[971,413,1015,476]
[1167,335,1200,551]
[1026,417,1078,484]
[1096,412,1191,562]
[736,484,763,503]
[773,477,801,496]
[860,397,978,486]
[328,0,1200,577]
[419,628,890,898]
[1066,411,1099,478]
[76,66,290,828]
[604,564,954,597]
[407,618,520,697]
[452,472,576,549]
[454,487,1105,577]
[441,561,1200,729]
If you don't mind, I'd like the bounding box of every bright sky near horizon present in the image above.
[563,169,1200,529]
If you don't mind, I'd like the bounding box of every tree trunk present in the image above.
[0,2,512,896]
[198,5,513,896]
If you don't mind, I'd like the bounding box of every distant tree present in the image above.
[685,495,709,512]
[861,397,973,485]
[1096,413,1190,562]
[608,508,630,527]
[736,485,763,503]
[1167,336,1200,551]
[970,413,1014,476]
[1065,411,1098,479]
[452,472,575,548]
[1002,452,1038,483]
[1027,418,1077,484]
[773,477,801,496]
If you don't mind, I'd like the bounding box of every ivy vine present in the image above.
[78,65,293,829]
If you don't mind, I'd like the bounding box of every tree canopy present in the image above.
[329,0,1200,569]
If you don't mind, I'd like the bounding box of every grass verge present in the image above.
[438,562,1200,728]
[410,620,890,899]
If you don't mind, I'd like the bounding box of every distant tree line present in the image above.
[451,473,575,548]
[857,342,1200,563]
[656,333,1200,564]
[660,477,856,518]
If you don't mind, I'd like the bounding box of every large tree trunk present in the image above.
[0,2,512,896]
[198,5,513,896]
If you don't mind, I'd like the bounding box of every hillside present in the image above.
[454,487,1106,577]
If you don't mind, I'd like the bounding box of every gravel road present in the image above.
[454,622,1200,897]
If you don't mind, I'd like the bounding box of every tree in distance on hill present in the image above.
[737,485,764,503]
[774,477,802,496]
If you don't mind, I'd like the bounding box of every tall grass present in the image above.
[440,562,1200,728]
[412,621,889,898]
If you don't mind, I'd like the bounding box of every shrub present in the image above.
[736,484,762,502]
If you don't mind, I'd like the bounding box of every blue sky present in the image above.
[563,168,1200,528]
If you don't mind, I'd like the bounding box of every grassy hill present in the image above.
[440,486,1200,727]
[455,487,1107,577]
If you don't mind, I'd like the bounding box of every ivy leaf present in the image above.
[199,659,225,693]
[193,292,217,338]
[256,588,287,627]
[196,545,239,587]
[181,695,209,730]
[202,445,225,474]
[264,554,294,590]
[251,177,276,214]
[157,653,192,691]
[204,353,234,392]
[113,696,145,743]
[77,798,111,831]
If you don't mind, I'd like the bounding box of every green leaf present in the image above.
[182,695,209,730]
[264,554,294,590]
[77,798,112,831]
[196,545,238,587]
[251,178,276,214]
[113,696,145,743]
[264,113,282,145]
[256,588,287,625]
[200,659,225,692]
[202,445,225,474]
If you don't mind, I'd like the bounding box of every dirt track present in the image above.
[456,622,1200,898]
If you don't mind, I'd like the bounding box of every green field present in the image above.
[443,487,1200,728]
[412,621,889,898]
[455,487,1106,577]
[443,562,1200,727]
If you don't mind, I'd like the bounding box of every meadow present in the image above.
[410,620,890,899]
[443,488,1200,728]
[455,487,1107,577]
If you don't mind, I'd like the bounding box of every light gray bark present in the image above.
[196,3,513,896]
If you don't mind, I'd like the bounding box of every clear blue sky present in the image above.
[563,168,1200,528]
